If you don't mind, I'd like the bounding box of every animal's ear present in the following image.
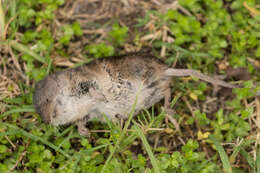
[89,88,107,102]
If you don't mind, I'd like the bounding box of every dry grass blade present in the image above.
[0,73,21,100]
[244,2,260,17]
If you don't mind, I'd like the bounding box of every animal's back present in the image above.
[77,53,171,120]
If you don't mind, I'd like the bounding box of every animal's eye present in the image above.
[115,114,121,118]
[46,99,49,102]
[53,109,57,118]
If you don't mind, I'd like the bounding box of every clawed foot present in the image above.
[165,108,180,132]
[163,85,180,132]
[76,120,90,137]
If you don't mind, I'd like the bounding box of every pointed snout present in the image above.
[41,113,51,123]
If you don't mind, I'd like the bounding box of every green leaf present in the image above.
[85,43,114,58]
[256,46,260,57]
[108,23,128,46]
[72,22,83,36]
[0,145,7,153]
[216,109,224,125]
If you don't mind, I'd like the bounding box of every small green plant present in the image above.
[85,43,114,58]
[17,0,64,27]
[59,22,83,47]
[137,0,259,74]
[108,23,128,46]
[156,140,220,173]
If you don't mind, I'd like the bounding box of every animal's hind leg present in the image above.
[163,82,180,131]
[76,118,90,137]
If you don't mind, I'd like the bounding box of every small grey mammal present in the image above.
[34,53,239,136]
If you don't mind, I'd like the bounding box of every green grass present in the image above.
[101,95,139,173]
[209,135,232,173]
[10,41,48,64]
[0,0,259,172]
[133,125,160,173]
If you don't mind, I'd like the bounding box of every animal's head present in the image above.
[34,75,59,124]
[34,72,98,126]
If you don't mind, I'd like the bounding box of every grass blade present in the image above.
[170,92,182,108]
[1,105,35,117]
[10,41,47,64]
[133,125,160,173]
[209,135,232,173]
[101,91,139,173]
[119,133,138,151]
[257,150,260,173]
[46,58,52,74]
[230,139,254,164]
[240,148,255,170]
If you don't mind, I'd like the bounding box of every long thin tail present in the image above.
[164,68,241,88]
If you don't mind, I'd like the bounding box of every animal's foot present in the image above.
[78,126,90,137]
[165,108,180,132]
[76,120,90,137]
